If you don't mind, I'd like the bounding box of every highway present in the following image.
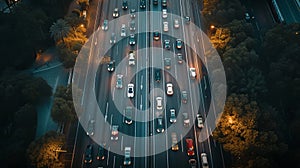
[71,0,226,168]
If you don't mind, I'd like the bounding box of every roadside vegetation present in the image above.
[202,0,300,167]
[0,0,74,167]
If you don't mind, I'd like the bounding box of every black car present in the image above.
[153,0,158,5]
[129,34,136,45]
[156,118,165,133]
[107,61,115,72]
[154,69,161,82]
[122,0,128,10]
[84,145,93,163]
[96,145,105,160]
[153,31,160,40]
[140,0,146,9]
[161,0,167,7]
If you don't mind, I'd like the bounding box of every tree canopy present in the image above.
[27,131,65,168]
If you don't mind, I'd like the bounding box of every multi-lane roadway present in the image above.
[72,0,226,168]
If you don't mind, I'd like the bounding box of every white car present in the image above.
[121,24,126,37]
[127,83,134,98]
[156,97,163,110]
[166,83,173,95]
[162,9,167,18]
[128,50,135,65]
[113,8,119,18]
[189,68,196,79]
[174,19,179,28]
[116,74,123,89]
[163,22,168,32]
[201,153,209,168]
[197,114,204,128]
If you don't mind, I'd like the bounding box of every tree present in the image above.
[27,131,65,168]
[51,85,77,123]
[213,94,259,158]
[49,19,71,43]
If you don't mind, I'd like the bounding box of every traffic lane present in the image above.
[276,0,300,23]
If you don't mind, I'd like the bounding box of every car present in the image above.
[129,34,136,45]
[245,12,251,21]
[127,83,134,98]
[102,19,108,31]
[174,19,179,28]
[197,114,204,128]
[181,91,188,103]
[121,24,126,37]
[153,31,160,40]
[122,0,128,10]
[123,147,131,165]
[156,117,165,133]
[169,108,176,123]
[177,53,183,63]
[164,58,171,69]
[111,125,119,140]
[130,9,136,18]
[163,21,168,32]
[154,69,161,82]
[129,20,135,31]
[156,96,163,110]
[107,61,115,72]
[164,39,170,49]
[96,145,105,160]
[116,74,123,89]
[84,145,93,163]
[86,119,95,136]
[183,112,190,127]
[189,159,197,168]
[113,8,119,18]
[125,106,133,124]
[201,153,209,168]
[140,0,146,9]
[110,33,116,44]
[189,68,196,78]
[153,0,158,5]
[186,138,195,156]
[166,83,173,95]
[171,132,179,151]
[128,50,135,65]
[176,39,182,49]
[161,0,167,7]
[184,16,190,24]
[162,9,167,18]
[82,10,87,19]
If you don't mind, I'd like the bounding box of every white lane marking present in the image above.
[181,134,184,153]
[113,156,116,168]
[107,146,110,166]
[105,102,108,122]
[81,153,84,168]
[112,87,115,101]
[140,94,143,110]
[110,114,113,129]
[121,136,124,151]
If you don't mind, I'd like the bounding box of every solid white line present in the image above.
[107,146,110,166]
[81,153,84,168]
[113,156,116,168]
[121,136,124,151]
[70,120,80,168]
[105,102,108,122]
[112,87,115,101]
[181,134,184,153]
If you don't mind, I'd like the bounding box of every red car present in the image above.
[186,138,195,156]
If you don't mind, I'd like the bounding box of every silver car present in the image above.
[116,74,123,89]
